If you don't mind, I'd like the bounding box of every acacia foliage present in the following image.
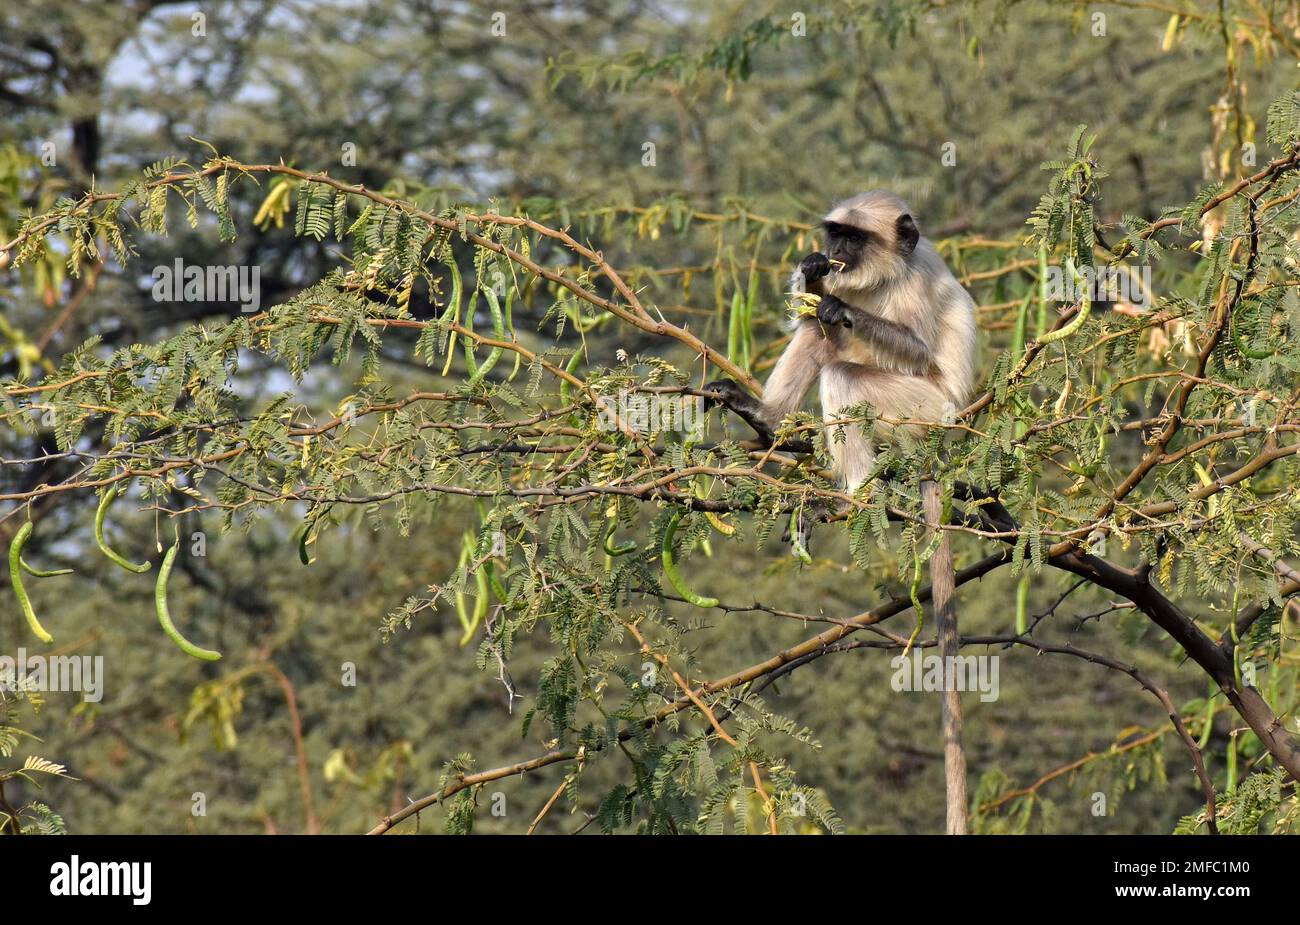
[4,87,1300,832]
[5,1,1300,834]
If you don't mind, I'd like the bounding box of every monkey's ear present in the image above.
[896,214,920,256]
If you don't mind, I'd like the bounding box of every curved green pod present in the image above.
[603,515,637,557]
[661,509,718,608]
[563,297,610,333]
[454,533,472,634]
[486,560,509,603]
[1037,258,1091,344]
[1233,308,1279,359]
[558,347,584,411]
[155,541,223,661]
[504,289,523,383]
[1234,328,1277,359]
[9,522,54,644]
[459,290,481,377]
[299,524,315,565]
[466,287,506,385]
[95,486,152,573]
[20,557,72,578]
[460,564,489,647]
[439,258,465,377]
[903,542,924,656]
[455,531,488,647]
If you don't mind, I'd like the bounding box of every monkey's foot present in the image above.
[782,501,829,564]
[702,379,775,445]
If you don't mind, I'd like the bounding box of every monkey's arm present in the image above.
[817,295,935,376]
[855,311,936,375]
[706,321,831,444]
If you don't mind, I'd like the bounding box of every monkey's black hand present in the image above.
[815,294,852,328]
[798,252,832,285]
[701,378,746,410]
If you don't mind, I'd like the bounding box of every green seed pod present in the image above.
[603,515,637,557]
[460,562,489,648]
[903,542,925,656]
[1037,258,1091,344]
[439,258,465,377]
[460,290,481,379]
[9,522,54,644]
[486,560,509,604]
[155,541,222,661]
[1014,573,1030,634]
[20,557,72,578]
[95,486,152,573]
[454,535,472,634]
[558,347,584,411]
[1035,244,1050,336]
[1197,691,1215,749]
[299,525,314,565]
[661,509,718,608]
[467,287,506,385]
[1233,306,1278,359]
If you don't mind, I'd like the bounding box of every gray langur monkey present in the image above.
[706,190,977,491]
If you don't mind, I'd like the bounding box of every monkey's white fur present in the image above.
[764,191,976,489]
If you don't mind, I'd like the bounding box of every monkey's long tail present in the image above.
[922,479,967,835]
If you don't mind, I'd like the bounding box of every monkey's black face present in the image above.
[822,221,871,272]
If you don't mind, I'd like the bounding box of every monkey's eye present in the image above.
[823,221,870,245]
